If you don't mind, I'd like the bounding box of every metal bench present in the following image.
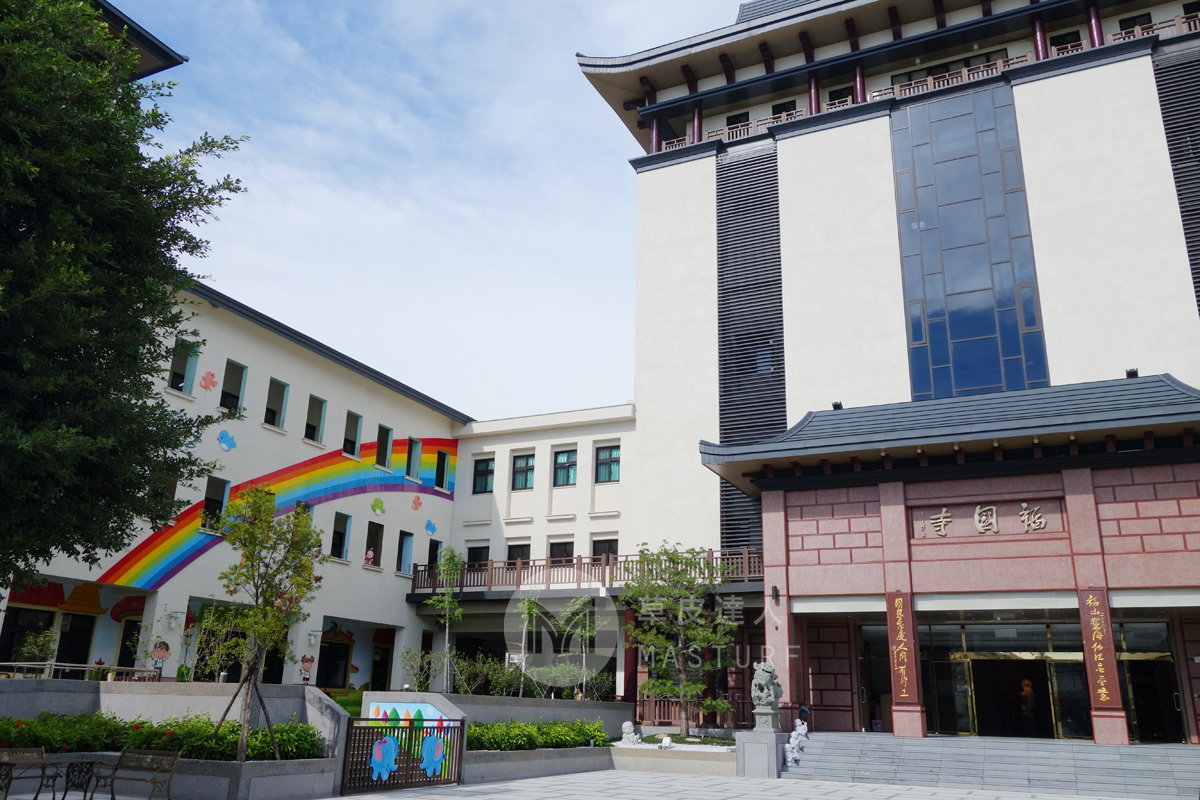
[87,749,179,800]
[0,747,57,800]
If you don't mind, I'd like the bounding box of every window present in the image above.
[316,641,349,689]
[219,360,246,411]
[512,454,534,490]
[890,88,1049,401]
[435,451,449,490]
[592,539,619,563]
[375,425,392,468]
[726,111,749,126]
[428,538,442,566]
[1119,13,1152,30]
[473,459,495,494]
[1048,30,1081,49]
[365,522,383,567]
[305,396,326,442]
[553,450,577,487]
[343,412,361,456]
[264,379,288,428]
[549,541,574,565]
[506,543,531,565]
[827,86,854,103]
[1186,1,1200,15]
[167,338,198,394]
[295,500,312,516]
[331,513,350,559]
[201,477,229,529]
[0,607,55,664]
[467,546,490,564]
[406,438,422,480]
[397,532,414,573]
[891,50,1009,85]
[596,446,620,483]
[771,100,796,116]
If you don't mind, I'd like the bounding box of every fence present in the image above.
[637,695,804,731]
[0,662,159,681]
[342,717,464,795]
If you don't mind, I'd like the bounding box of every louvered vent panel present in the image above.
[1154,45,1200,315]
[716,142,786,551]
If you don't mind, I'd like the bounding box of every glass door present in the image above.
[923,660,976,734]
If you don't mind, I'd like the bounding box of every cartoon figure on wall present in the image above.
[424,520,436,535]
[411,496,422,511]
[300,654,315,684]
[371,498,385,516]
[150,641,170,678]
[419,734,447,777]
[199,371,218,392]
[364,548,375,566]
[367,735,399,781]
[217,430,237,451]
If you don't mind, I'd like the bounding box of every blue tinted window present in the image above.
[897,171,915,209]
[917,186,938,229]
[1012,237,1035,283]
[910,346,932,395]
[892,128,913,170]
[1003,357,1026,391]
[892,108,909,130]
[933,366,954,398]
[930,115,977,162]
[992,85,1013,106]
[1022,331,1049,382]
[909,303,926,343]
[983,172,1005,218]
[952,338,1003,389]
[910,104,930,145]
[929,318,950,366]
[987,217,1010,263]
[977,129,1000,174]
[1006,191,1030,236]
[943,244,991,293]
[913,144,934,187]
[902,255,924,300]
[998,309,1021,357]
[899,212,920,255]
[939,200,987,248]
[924,274,946,318]
[934,157,983,204]
[947,290,998,340]
[1020,286,1038,328]
[973,91,996,130]
[996,104,1018,147]
[993,263,1016,309]
[930,93,974,121]
[1002,150,1021,189]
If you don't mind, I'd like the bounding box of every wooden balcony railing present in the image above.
[1051,41,1085,57]
[636,694,804,730]
[411,548,764,592]
[704,109,806,145]
[823,96,853,112]
[662,136,689,151]
[1108,13,1200,43]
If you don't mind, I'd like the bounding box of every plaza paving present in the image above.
[337,771,1148,800]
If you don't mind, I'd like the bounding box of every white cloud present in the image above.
[118,0,736,418]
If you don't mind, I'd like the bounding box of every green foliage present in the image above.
[424,546,465,691]
[619,542,737,736]
[397,646,440,692]
[0,712,322,761]
[15,630,56,662]
[0,0,245,590]
[451,650,502,695]
[465,719,607,751]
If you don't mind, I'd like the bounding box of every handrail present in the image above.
[0,662,160,681]
[1107,13,1199,43]
[412,548,764,592]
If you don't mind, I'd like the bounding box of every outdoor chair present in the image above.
[0,747,56,800]
[87,749,179,800]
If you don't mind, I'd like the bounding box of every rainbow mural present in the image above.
[98,438,457,590]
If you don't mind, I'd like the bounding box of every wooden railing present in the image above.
[823,96,853,112]
[1051,41,1085,57]
[662,136,689,151]
[637,695,804,730]
[869,54,1030,102]
[0,662,160,681]
[1108,13,1200,43]
[412,548,764,592]
[704,109,806,144]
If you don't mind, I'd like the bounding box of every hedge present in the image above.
[0,712,324,761]
[465,719,607,751]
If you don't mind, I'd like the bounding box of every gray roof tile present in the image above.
[736,0,824,23]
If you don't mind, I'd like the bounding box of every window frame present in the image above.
[548,541,575,566]
[466,545,490,565]
[305,395,327,443]
[473,458,495,494]
[375,425,393,468]
[553,450,577,488]
[331,512,351,560]
[406,438,422,480]
[506,543,531,565]
[512,453,535,491]
[167,337,199,395]
[264,378,289,429]
[201,477,230,530]
[397,531,414,574]
[435,450,450,490]
[364,521,384,567]
[591,539,619,563]
[343,411,362,457]
[219,360,247,412]
[595,446,621,484]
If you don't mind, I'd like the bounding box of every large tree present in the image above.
[0,0,243,589]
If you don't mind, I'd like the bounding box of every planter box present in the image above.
[463,747,611,784]
[610,747,736,776]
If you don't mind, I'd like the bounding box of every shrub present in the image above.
[0,712,323,761]
[465,718,607,751]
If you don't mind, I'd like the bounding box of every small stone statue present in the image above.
[784,718,808,765]
[658,735,673,750]
[620,721,642,745]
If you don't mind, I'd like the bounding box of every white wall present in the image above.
[1016,55,1200,389]
[633,157,722,550]
[777,116,912,420]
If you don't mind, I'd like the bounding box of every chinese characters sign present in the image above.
[1079,588,1123,710]
[885,592,920,705]
[911,499,1062,538]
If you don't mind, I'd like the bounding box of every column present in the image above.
[1032,15,1049,60]
[853,64,866,104]
[1063,468,1130,745]
[692,102,703,145]
[137,591,188,682]
[808,75,820,115]
[622,608,637,702]
[649,117,661,153]
[762,490,799,706]
[1087,3,1103,48]
[879,482,926,737]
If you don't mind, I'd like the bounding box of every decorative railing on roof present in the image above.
[1108,12,1200,43]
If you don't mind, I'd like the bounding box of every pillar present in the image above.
[1032,14,1049,60]
[1087,3,1103,48]
[808,75,820,115]
[1062,468,1130,744]
[762,491,799,707]
[879,482,926,737]
[853,63,866,104]
[137,591,188,682]
[622,608,638,702]
[649,117,661,153]
[692,102,703,145]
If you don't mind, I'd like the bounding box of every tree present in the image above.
[197,485,328,762]
[0,0,244,591]
[514,591,540,698]
[620,542,736,737]
[424,546,464,693]
[560,595,601,700]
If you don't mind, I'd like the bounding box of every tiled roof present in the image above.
[701,375,1200,464]
[735,0,824,23]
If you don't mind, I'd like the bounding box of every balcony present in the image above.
[1108,12,1200,43]
[411,548,764,592]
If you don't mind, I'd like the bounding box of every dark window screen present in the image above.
[891,87,1049,400]
[0,607,55,663]
[316,641,349,688]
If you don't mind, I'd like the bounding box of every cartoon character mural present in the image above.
[150,641,170,678]
[424,520,436,535]
[367,735,399,781]
[411,496,422,511]
[419,734,447,777]
[371,498,385,516]
[300,654,315,684]
[199,372,218,392]
[217,430,237,451]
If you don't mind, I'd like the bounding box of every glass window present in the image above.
[982,172,1005,218]
[987,217,1010,263]
[264,379,288,428]
[933,365,953,398]
[331,513,350,559]
[951,338,1003,389]
[938,200,987,249]
[1012,237,1036,283]
[892,128,913,170]
[930,115,977,162]
[1050,624,1084,652]
[943,244,992,294]
[364,522,383,567]
[998,309,1022,357]
[397,532,414,573]
[909,302,925,343]
[902,255,924,299]
[899,212,920,255]
[977,129,1000,174]
[896,171,915,210]
[726,111,749,126]
[406,438,422,479]
[772,100,796,116]
[909,104,929,145]
[596,446,621,483]
[933,157,982,204]
[549,541,575,565]
[1003,357,1026,391]
[929,319,950,366]
[1022,331,1049,382]
[972,90,996,130]
[512,454,534,490]
[917,188,938,232]
[965,623,1048,652]
[592,539,619,562]
[506,544,531,564]
[202,476,229,529]
[1020,286,1039,328]
[913,144,934,187]
[1121,622,1170,652]
[343,412,361,456]
[1119,13,1153,30]
[305,395,326,443]
[1001,150,1022,190]
[947,290,998,340]
[375,426,392,468]
[219,360,245,411]
[467,546,490,564]
[435,451,450,490]
[925,275,947,319]
[910,346,932,395]
[553,450,577,487]
[473,458,495,494]
[168,338,198,394]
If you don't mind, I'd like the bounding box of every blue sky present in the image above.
[118,1,737,420]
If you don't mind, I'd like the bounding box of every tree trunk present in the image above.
[443,616,452,693]
[677,633,690,738]
[236,655,259,762]
[253,678,282,760]
[518,616,526,698]
[203,670,250,760]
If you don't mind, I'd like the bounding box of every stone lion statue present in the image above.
[750,661,783,711]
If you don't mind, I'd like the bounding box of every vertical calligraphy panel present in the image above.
[885,591,926,737]
[1079,587,1123,710]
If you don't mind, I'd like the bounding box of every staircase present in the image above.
[780,732,1200,798]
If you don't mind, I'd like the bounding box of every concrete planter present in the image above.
[462,746,737,784]
[360,691,635,737]
[610,747,736,776]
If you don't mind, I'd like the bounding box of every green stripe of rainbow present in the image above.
[98,438,457,590]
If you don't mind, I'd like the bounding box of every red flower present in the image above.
[1,742,9,747]
[14,722,23,728]
[165,730,174,737]
[132,724,142,730]
[61,745,68,752]
[113,739,120,746]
